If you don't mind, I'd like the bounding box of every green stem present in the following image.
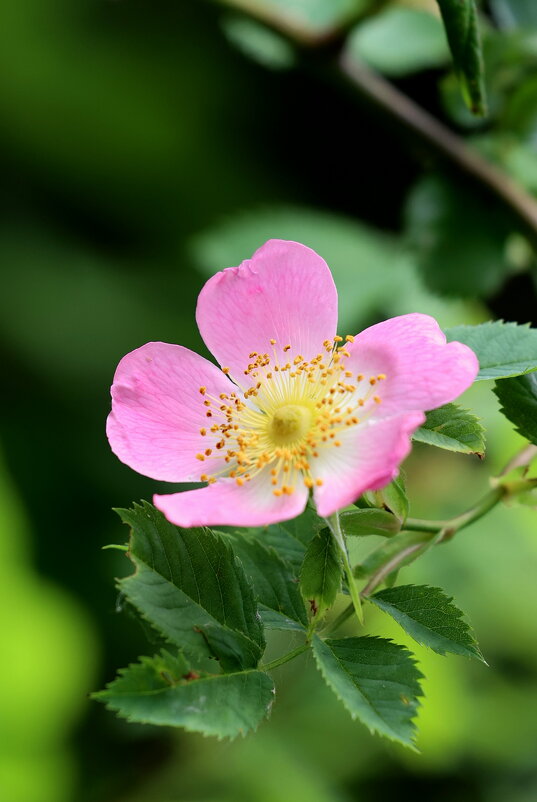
[260,643,310,672]
[326,511,364,624]
[405,484,506,540]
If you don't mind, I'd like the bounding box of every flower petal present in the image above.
[107,342,234,482]
[311,412,425,517]
[196,239,338,385]
[346,313,478,416]
[154,471,309,528]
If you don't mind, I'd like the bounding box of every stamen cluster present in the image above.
[195,336,386,496]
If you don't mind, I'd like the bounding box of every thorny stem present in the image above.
[260,642,310,672]
[326,511,364,625]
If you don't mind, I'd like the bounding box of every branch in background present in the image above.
[338,53,537,244]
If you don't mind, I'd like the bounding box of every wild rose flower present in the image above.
[107,240,478,527]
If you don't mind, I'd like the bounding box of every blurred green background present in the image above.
[1,0,537,800]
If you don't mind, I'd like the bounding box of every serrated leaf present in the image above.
[94,650,274,739]
[445,321,537,381]
[437,0,487,116]
[370,584,484,661]
[312,635,423,747]
[224,534,308,631]
[494,373,537,445]
[117,502,264,672]
[413,403,485,456]
[300,528,341,619]
[340,508,401,537]
[346,7,450,77]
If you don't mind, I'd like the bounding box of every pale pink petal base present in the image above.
[154,471,309,528]
[347,313,479,416]
[107,342,233,482]
[311,412,425,517]
[196,239,338,386]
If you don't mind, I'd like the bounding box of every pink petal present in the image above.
[312,412,425,517]
[196,240,338,386]
[346,313,478,416]
[154,472,308,528]
[107,342,234,482]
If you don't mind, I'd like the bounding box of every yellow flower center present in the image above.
[269,404,313,446]
[195,336,386,497]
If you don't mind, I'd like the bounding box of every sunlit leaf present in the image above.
[312,635,423,747]
[370,584,485,661]
[445,320,537,380]
[413,403,485,456]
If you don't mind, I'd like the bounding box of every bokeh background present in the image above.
[1,0,537,800]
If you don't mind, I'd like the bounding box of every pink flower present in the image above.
[107,240,478,527]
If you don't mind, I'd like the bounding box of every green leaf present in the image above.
[354,530,432,580]
[445,320,537,380]
[413,403,486,456]
[346,7,450,77]
[404,175,511,298]
[490,0,537,29]
[370,584,485,661]
[300,528,341,619]
[364,474,409,524]
[94,650,274,739]
[437,0,487,115]
[494,373,537,444]
[116,502,264,672]
[217,0,372,42]
[222,16,296,70]
[224,535,308,631]
[339,507,401,537]
[312,635,423,747]
[249,504,322,573]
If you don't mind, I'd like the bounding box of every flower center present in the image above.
[269,404,312,446]
[195,335,386,497]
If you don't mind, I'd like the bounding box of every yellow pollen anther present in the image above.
[199,386,206,395]
[196,453,205,461]
[334,335,343,342]
[199,428,207,436]
[205,448,212,456]
[200,474,208,482]
[315,479,323,487]
[345,334,355,342]
[377,373,386,380]
[270,338,276,345]
[222,367,230,374]
[283,344,291,352]
[374,396,382,404]
[236,478,244,487]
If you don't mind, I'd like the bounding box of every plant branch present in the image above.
[337,54,537,244]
